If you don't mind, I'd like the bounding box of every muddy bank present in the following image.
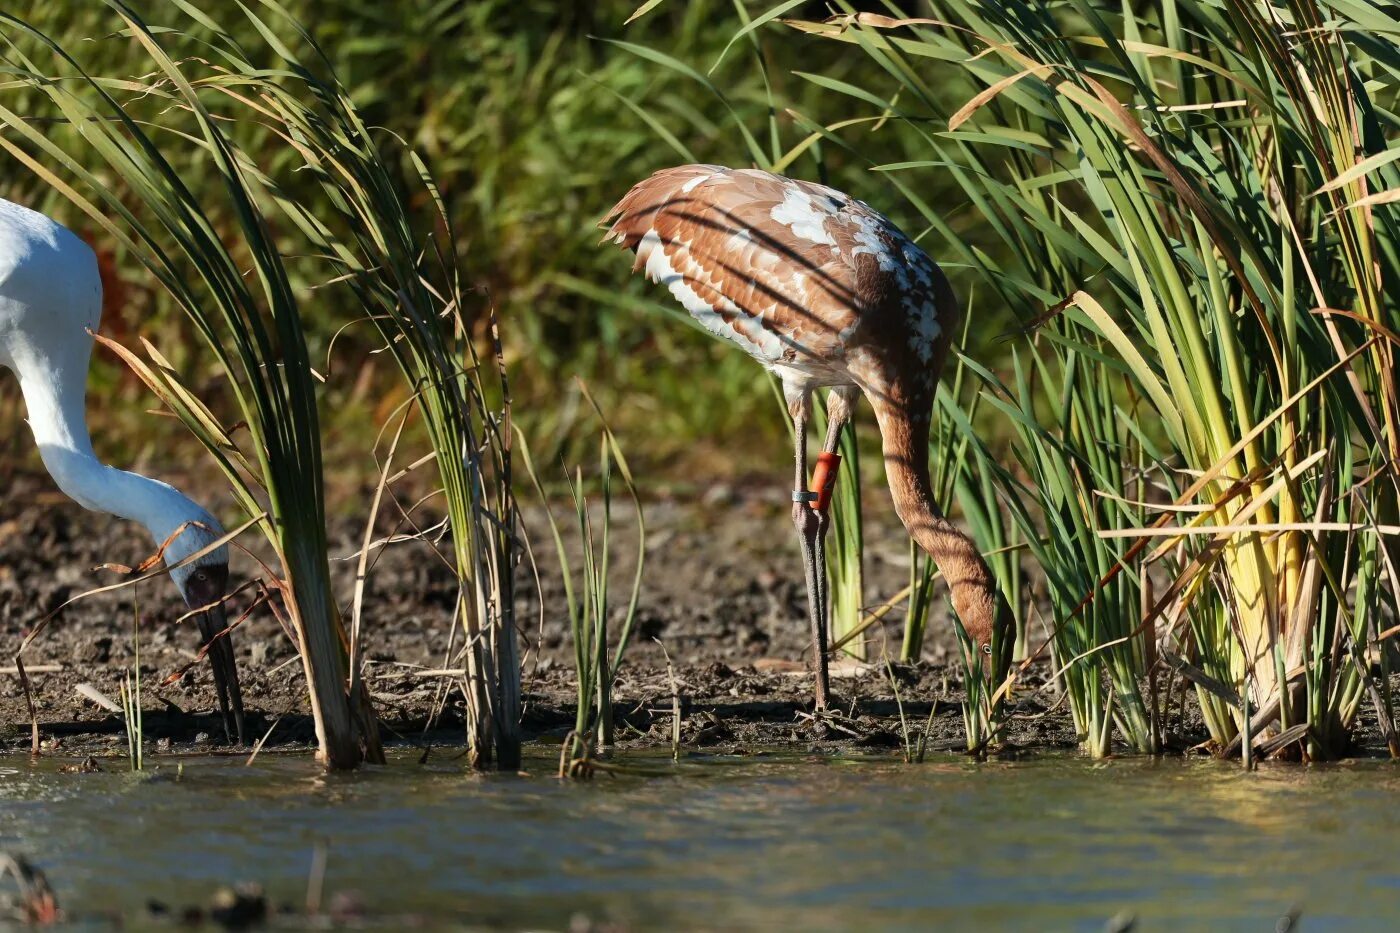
[0,471,1036,757]
[0,472,1392,761]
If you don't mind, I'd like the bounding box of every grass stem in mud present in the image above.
[521,387,644,765]
[121,591,143,772]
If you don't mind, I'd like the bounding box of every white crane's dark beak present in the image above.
[184,563,246,746]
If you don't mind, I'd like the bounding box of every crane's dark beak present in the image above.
[195,599,246,746]
[184,562,246,746]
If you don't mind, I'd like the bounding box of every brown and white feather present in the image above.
[603,165,957,405]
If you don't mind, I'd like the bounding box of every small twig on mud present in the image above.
[654,638,683,760]
[75,684,121,713]
[793,708,865,739]
[885,658,915,762]
[246,715,284,767]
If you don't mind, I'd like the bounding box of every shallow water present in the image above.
[4,749,1400,930]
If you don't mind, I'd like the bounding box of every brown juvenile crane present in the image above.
[604,164,1012,707]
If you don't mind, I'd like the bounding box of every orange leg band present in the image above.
[809,452,842,513]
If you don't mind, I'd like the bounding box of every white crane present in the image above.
[0,197,245,743]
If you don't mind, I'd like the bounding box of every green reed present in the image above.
[758,0,1400,758]
[521,389,645,761]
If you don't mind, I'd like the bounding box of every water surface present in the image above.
[2,749,1399,930]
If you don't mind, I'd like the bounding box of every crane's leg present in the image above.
[788,389,830,710]
[811,387,857,667]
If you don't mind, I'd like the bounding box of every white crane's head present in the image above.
[159,509,245,745]
[163,512,229,600]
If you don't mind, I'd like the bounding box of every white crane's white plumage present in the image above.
[0,197,245,743]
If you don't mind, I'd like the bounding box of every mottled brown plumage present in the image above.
[604,165,1010,700]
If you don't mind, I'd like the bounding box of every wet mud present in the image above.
[0,473,1392,761]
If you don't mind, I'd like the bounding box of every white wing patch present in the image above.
[901,240,935,289]
[641,229,787,366]
[848,213,898,273]
[681,172,717,194]
[770,185,837,247]
[907,297,942,364]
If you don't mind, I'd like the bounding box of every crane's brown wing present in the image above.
[603,166,871,368]
[603,165,952,375]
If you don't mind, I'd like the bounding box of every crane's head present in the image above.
[164,515,246,745]
[164,514,229,595]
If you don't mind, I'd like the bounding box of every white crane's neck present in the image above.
[0,195,226,584]
[20,362,223,573]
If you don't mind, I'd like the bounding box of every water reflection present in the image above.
[0,751,1397,929]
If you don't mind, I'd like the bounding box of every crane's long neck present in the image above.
[17,358,205,549]
[866,391,1009,657]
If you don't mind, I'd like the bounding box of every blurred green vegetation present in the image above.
[0,0,996,500]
